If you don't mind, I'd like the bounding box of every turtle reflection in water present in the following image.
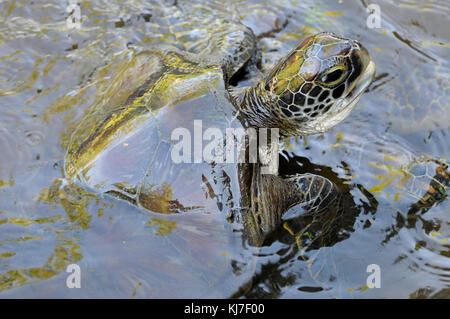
[64,19,376,247]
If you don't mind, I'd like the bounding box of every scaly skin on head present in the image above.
[231,32,376,136]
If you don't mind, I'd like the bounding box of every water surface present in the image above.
[0,0,448,298]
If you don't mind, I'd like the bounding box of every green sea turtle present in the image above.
[64,16,375,246]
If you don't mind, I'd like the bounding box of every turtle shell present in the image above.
[64,46,261,296]
[66,48,246,213]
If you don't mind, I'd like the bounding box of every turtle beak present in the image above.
[338,59,375,112]
[359,42,371,72]
[340,41,375,107]
[346,41,376,102]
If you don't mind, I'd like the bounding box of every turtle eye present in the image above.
[320,68,346,86]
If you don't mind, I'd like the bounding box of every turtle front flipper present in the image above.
[210,23,256,82]
[243,165,340,246]
[282,173,340,216]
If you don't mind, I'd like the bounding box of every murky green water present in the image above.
[0,0,448,298]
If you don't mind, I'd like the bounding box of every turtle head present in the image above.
[262,32,375,135]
